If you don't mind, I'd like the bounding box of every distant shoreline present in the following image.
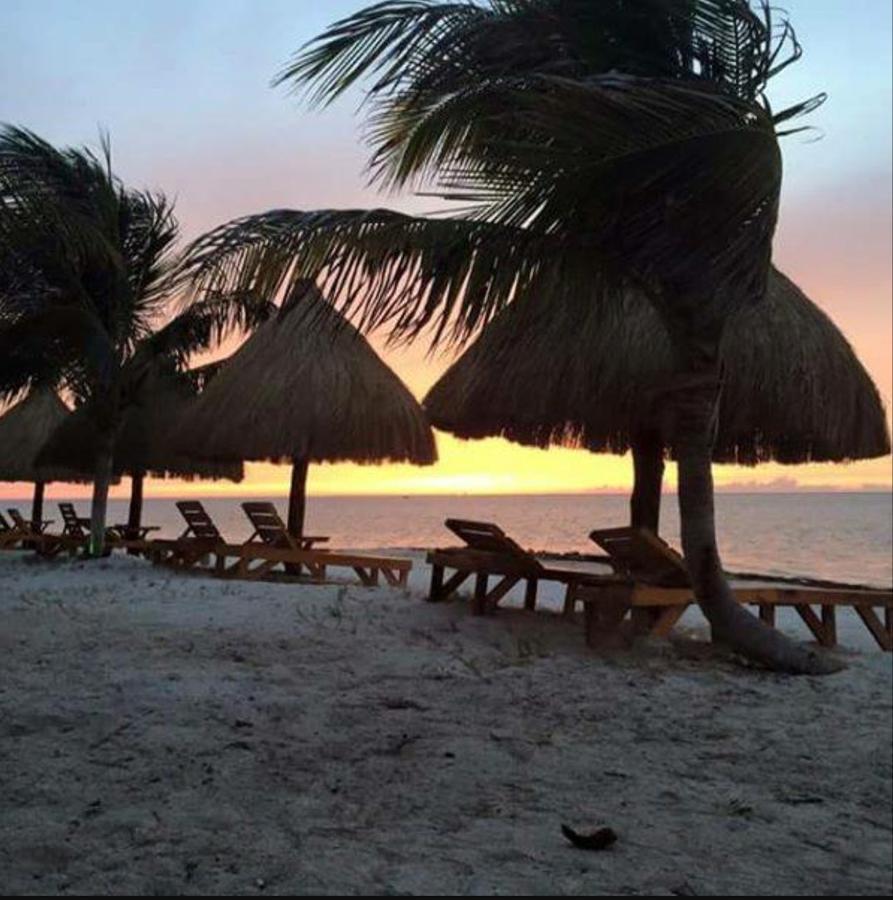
[3,489,892,502]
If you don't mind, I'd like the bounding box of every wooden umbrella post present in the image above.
[630,431,665,534]
[127,470,145,544]
[31,481,46,531]
[287,457,310,539]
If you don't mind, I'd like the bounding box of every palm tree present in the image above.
[0,127,261,555]
[183,1,838,673]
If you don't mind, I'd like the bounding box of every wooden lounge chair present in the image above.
[56,502,138,554]
[8,506,54,535]
[146,501,227,569]
[582,526,893,652]
[58,502,90,539]
[6,508,81,558]
[0,510,26,550]
[426,519,619,615]
[242,502,329,551]
[107,522,160,542]
[212,502,409,587]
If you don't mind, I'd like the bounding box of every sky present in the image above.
[1,0,891,499]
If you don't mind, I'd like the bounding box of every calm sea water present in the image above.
[17,491,891,588]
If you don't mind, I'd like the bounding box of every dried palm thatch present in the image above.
[39,365,245,483]
[175,281,437,534]
[0,388,88,526]
[425,268,891,466]
[38,366,243,535]
[0,389,85,484]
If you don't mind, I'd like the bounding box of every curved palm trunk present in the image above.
[672,362,841,675]
[88,431,115,557]
[630,432,664,533]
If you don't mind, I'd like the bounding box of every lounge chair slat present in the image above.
[589,526,689,587]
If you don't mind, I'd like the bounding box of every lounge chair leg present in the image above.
[854,606,893,652]
[429,565,444,602]
[353,566,376,587]
[631,607,659,636]
[650,604,688,638]
[482,576,520,613]
[524,579,538,611]
[759,604,776,627]
[795,604,826,646]
[472,573,488,615]
[821,605,837,648]
[584,587,633,650]
[563,583,578,617]
[437,569,472,602]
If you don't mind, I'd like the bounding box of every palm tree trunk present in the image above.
[672,367,841,675]
[31,481,46,532]
[88,432,115,557]
[287,457,310,537]
[630,431,664,533]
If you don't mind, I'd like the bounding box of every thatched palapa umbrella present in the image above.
[175,281,437,536]
[39,365,244,534]
[425,268,891,532]
[0,388,88,527]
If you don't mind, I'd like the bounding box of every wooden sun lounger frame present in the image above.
[426,519,621,615]
[212,502,407,586]
[0,510,26,550]
[582,527,893,652]
[5,508,85,558]
[144,501,225,569]
[54,503,150,556]
[211,542,411,588]
[145,500,411,588]
[241,502,329,551]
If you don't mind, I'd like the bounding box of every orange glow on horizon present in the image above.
[2,430,890,502]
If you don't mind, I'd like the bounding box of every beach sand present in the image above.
[1,551,891,896]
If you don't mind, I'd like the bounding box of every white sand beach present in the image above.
[1,551,891,896]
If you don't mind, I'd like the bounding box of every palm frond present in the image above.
[280,1,819,191]
[183,207,621,347]
[277,2,489,106]
[0,306,114,402]
[144,294,276,368]
[401,75,781,311]
[0,125,224,405]
[186,72,781,343]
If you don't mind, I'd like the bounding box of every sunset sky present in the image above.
[1,0,891,499]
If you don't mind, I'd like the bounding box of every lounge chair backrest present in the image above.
[59,503,87,537]
[445,519,544,573]
[242,502,293,548]
[7,508,32,534]
[176,501,222,540]
[589,527,689,587]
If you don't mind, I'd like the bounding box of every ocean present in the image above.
[15,490,891,588]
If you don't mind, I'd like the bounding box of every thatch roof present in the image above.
[38,366,244,483]
[425,268,891,465]
[174,282,437,466]
[0,388,87,484]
